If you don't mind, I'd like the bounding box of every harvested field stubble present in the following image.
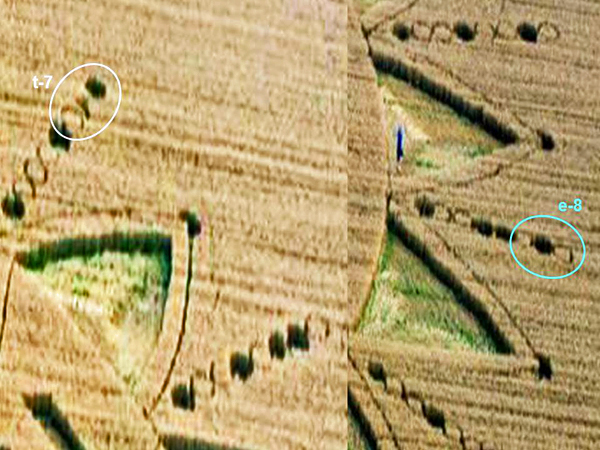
[0,0,347,448]
[352,0,600,447]
[349,3,388,325]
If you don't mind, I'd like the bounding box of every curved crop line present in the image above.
[146,237,195,416]
[365,0,422,36]
[0,258,16,355]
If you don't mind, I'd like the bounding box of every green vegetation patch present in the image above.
[21,233,171,324]
[34,251,169,326]
[20,232,172,391]
[378,72,501,174]
[359,231,497,353]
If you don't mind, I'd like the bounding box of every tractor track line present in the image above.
[146,237,195,417]
[0,258,16,355]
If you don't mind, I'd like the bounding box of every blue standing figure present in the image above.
[396,124,405,163]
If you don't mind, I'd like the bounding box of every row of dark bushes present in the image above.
[269,319,311,360]
[470,216,555,255]
[471,217,516,242]
[393,19,560,45]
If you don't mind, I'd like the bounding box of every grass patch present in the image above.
[415,158,437,169]
[380,73,501,148]
[34,251,169,325]
[466,145,495,159]
[378,72,502,174]
[20,232,172,390]
[358,231,497,353]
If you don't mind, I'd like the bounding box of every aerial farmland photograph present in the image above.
[349,0,598,449]
[0,0,347,449]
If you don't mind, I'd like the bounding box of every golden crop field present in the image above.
[0,0,347,449]
[1,0,598,449]
[350,0,600,449]
[348,4,388,327]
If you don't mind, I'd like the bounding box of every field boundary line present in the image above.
[0,257,15,355]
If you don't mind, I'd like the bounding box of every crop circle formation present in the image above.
[48,63,122,142]
[509,215,586,279]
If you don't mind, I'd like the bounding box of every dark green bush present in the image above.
[49,121,72,151]
[1,190,25,220]
[532,234,554,254]
[368,360,387,390]
[517,22,538,43]
[287,323,310,350]
[539,130,555,151]
[471,217,493,237]
[422,402,446,434]
[230,347,255,381]
[171,383,193,410]
[415,196,435,218]
[536,353,553,380]
[454,21,476,42]
[393,22,410,41]
[494,223,515,241]
[85,75,107,99]
[269,330,286,360]
[180,210,202,238]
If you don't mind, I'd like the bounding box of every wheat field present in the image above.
[0,0,598,449]
[350,0,600,449]
[0,1,346,449]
